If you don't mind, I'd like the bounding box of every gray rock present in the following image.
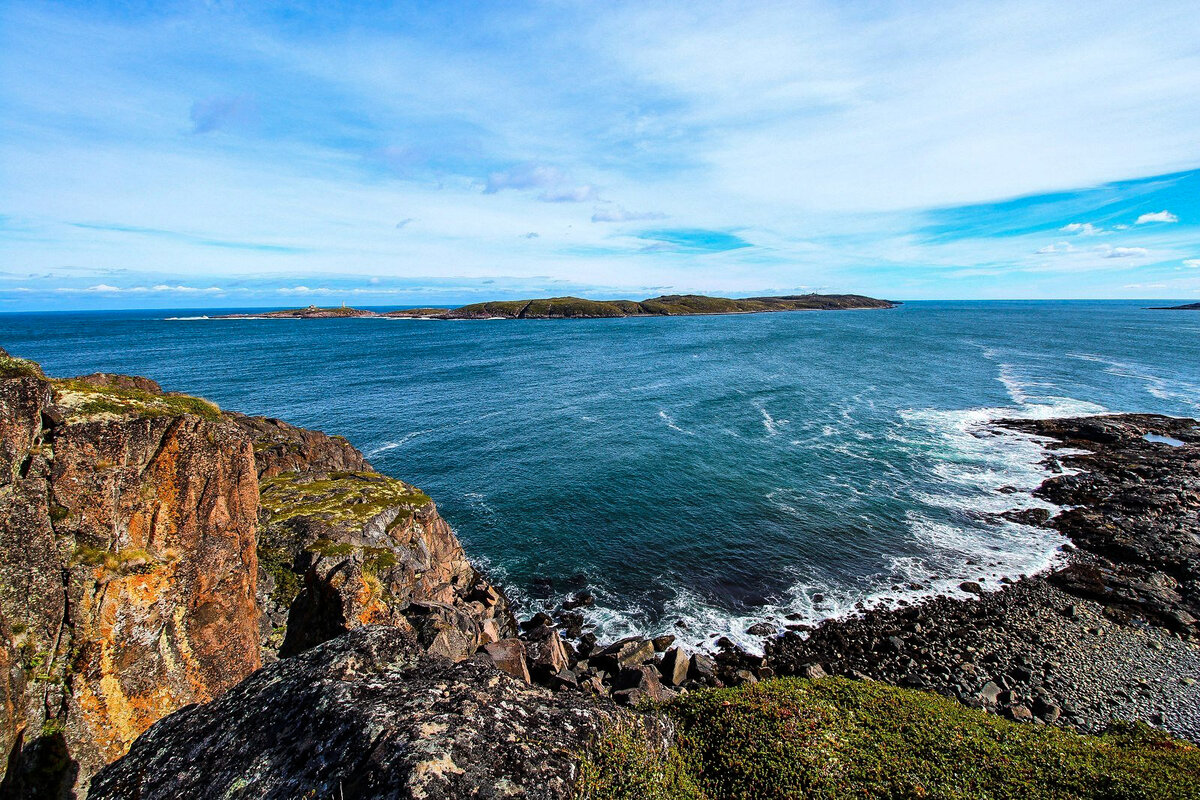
[89,627,669,800]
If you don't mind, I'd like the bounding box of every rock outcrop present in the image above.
[89,626,670,800]
[0,353,261,797]
[0,351,515,797]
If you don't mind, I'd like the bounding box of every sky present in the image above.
[3,0,1200,310]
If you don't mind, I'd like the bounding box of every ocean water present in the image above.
[5,301,1199,652]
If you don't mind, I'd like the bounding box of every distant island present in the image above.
[211,293,897,320]
[1148,302,1200,310]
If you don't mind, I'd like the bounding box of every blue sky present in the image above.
[3,0,1200,310]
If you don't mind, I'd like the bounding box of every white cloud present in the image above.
[1184,259,1200,268]
[483,164,568,194]
[1036,241,1074,254]
[1096,245,1148,258]
[1122,282,1166,290]
[1061,222,1102,235]
[1135,210,1178,224]
[592,206,669,223]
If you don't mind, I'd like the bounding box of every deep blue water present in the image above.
[5,301,1199,651]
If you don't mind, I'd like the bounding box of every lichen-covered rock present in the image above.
[89,626,671,800]
[0,363,261,796]
[250,458,516,661]
[228,412,367,480]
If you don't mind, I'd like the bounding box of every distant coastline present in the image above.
[209,293,897,320]
[1148,302,1200,310]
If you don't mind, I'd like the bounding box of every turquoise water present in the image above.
[5,301,1199,651]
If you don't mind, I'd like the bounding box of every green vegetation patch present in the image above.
[257,543,302,609]
[52,378,220,422]
[577,677,1200,800]
[0,353,46,379]
[70,545,156,575]
[259,470,431,527]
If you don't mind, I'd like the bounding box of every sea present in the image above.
[5,300,1198,652]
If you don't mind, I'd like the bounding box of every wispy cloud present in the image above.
[1061,222,1103,236]
[395,218,415,229]
[592,206,668,223]
[189,95,257,134]
[1097,245,1148,258]
[1184,259,1200,268]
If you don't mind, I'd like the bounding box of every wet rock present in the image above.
[747,622,777,636]
[562,591,595,610]
[651,634,676,651]
[960,581,984,595]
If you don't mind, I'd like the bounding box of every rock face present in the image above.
[0,355,261,796]
[0,351,516,797]
[237,413,517,661]
[89,626,669,800]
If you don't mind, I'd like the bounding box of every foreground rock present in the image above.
[767,413,1200,740]
[0,350,514,795]
[89,626,669,800]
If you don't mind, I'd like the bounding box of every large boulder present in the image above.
[89,626,671,800]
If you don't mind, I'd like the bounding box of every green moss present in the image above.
[40,718,65,737]
[0,353,46,379]
[48,504,70,523]
[362,546,399,573]
[307,537,356,558]
[257,544,301,609]
[71,545,155,574]
[580,678,1200,800]
[259,470,430,527]
[52,378,220,422]
[576,727,703,800]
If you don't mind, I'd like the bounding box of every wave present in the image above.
[364,429,433,457]
[1067,352,1200,411]
[163,315,210,320]
[658,409,693,435]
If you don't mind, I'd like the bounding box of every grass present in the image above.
[576,677,1200,800]
[51,378,220,422]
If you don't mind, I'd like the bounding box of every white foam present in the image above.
[365,429,433,458]
[658,409,693,435]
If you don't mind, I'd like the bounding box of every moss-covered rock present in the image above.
[578,677,1200,799]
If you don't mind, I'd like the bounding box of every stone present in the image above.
[1006,705,1034,722]
[689,653,718,684]
[960,581,984,595]
[659,647,690,686]
[525,627,571,682]
[747,622,777,636]
[798,662,827,680]
[978,681,1002,705]
[651,634,676,652]
[485,638,531,683]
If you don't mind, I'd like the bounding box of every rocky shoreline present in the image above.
[401,412,1200,740]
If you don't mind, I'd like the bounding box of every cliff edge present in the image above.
[0,349,515,797]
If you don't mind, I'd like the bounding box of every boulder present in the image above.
[525,627,570,682]
[485,638,531,683]
[90,627,671,800]
[659,647,690,686]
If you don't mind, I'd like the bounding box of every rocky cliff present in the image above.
[0,351,515,798]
